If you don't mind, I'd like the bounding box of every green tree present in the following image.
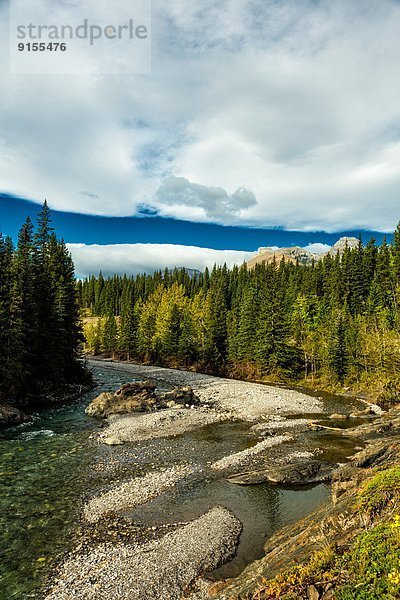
[328,313,349,383]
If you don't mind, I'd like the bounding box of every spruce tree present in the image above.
[328,313,349,383]
[0,234,13,394]
[204,281,227,371]
[393,221,400,282]
[103,312,118,357]
[7,218,37,398]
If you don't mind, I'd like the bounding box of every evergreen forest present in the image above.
[0,202,87,406]
[78,223,400,404]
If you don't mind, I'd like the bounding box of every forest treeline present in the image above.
[78,224,400,403]
[0,203,87,405]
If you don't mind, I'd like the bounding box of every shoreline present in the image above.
[88,357,327,420]
[87,355,376,406]
[41,359,383,599]
[0,381,95,429]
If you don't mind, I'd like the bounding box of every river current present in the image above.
[0,364,361,599]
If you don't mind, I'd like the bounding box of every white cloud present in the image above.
[303,243,331,254]
[154,176,256,221]
[68,240,343,276]
[1,0,400,231]
[68,243,253,277]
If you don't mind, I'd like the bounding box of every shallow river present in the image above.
[0,365,361,599]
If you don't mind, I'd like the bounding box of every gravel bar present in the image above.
[83,465,193,523]
[100,407,227,444]
[210,434,293,471]
[90,358,323,420]
[250,418,311,435]
[45,507,242,600]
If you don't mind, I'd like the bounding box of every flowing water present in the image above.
[0,365,362,599]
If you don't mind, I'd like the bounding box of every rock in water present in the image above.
[228,458,334,486]
[0,403,28,427]
[85,392,114,418]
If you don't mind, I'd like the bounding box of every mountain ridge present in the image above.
[246,236,360,269]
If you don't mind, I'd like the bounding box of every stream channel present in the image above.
[0,363,364,599]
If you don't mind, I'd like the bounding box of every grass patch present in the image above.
[357,466,400,518]
[252,466,400,600]
[335,520,400,599]
[252,547,336,599]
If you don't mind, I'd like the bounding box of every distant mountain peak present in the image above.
[328,236,359,255]
[246,236,361,269]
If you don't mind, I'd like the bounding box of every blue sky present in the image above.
[1,1,399,276]
[0,194,392,277]
[0,194,388,250]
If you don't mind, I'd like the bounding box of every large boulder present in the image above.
[159,386,200,408]
[85,382,201,418]
[0,403,28,427]
[85,381,157,418]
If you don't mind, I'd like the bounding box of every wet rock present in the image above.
[329,413,348,420]
[103,436,124,446]
[344,405,400,440]
[228,458,334,486]
[0,402,28,427]
[349,407,372,418]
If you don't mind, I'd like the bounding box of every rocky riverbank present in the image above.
[0,382,94,428]
[202,405,400,599]
[43,360,392,600]
[88,358,325,419]
[0,402,28,427]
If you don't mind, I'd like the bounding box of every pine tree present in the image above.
[103,312,118,356]
[373,237,395,312]
[7,218,37,398]
[0,204,87,404]
[118,286,138,360]
[328,313,349,383]
[255,276,295,376]
[0,234,13,392]
[204,281,227,371]
[236,286,258,361]
[393,221,400,281]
